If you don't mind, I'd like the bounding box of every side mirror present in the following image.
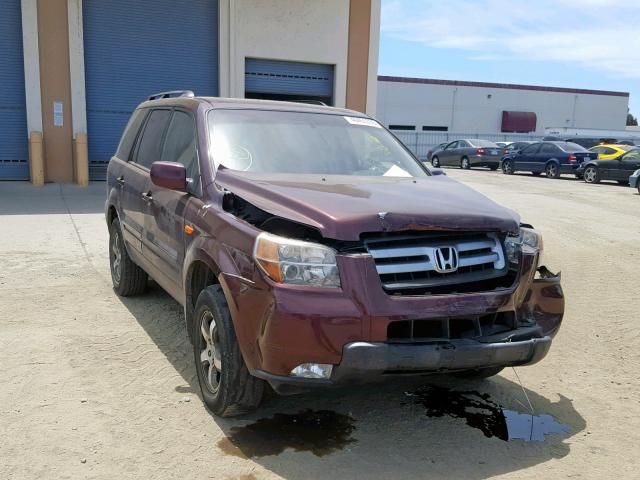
[150,161,187,191]
[516,150,522,155]
[431,168,446,176]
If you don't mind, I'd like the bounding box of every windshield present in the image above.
[207,109,427,177]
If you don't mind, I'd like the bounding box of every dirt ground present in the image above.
[1,170,639,479]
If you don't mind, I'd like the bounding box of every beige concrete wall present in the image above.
[37,0,74,182]
[219,0,351,107]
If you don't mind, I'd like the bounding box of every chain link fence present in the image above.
[392,131,545,159]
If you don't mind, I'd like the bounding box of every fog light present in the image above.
[290,363,333,379]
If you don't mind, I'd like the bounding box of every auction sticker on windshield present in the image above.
[344,116,381,128]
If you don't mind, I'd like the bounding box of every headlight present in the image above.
[253,232,341,287]
[504,227,543,266]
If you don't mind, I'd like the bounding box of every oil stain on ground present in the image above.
[406,385,569,441]
[218,409,356,458]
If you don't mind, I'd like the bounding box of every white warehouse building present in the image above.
[376,76,630,136]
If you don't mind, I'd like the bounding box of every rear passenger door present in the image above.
[143,109,199,282]
[116,108,150,254]
[538,143,561,171]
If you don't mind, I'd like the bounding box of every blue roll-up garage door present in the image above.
[0,0,29,180]
[245,58,334,105]
[83,0,218,180]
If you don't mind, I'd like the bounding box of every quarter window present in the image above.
[135,109,172,169]
[161,110,198,179]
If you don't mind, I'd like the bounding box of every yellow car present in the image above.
[589,144,636,159]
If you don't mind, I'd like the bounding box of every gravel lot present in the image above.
[1,170,639,479]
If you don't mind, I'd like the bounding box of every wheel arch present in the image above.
[183,250,222,343]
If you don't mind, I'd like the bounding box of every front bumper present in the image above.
[629,171,640,188]
[220,251,564,393]
[254,330,551,393]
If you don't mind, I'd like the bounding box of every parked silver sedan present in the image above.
[431,139,502,170]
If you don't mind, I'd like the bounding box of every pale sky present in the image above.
[379,0,640,117]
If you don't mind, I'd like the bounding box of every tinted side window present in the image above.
[161,110,198,179]
[622,151,640,161]
[522,144,541,154]
[540,144,559,154]
[135,109,172,169]
[116,109,147,161]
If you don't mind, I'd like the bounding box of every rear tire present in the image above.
[109,217,147,296]
[617,180,628,185]
[545,162,560,179]
[193,285,264,417]
[532,171,542,176]
[583,166,600,184]
[502,160,514,175]
[461,157,471,170]
[431,156,440,168]
[453,366,504,379]
[489,165,499,171]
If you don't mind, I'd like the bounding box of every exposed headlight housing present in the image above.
[253,232,341,287]
[505,227,543,266]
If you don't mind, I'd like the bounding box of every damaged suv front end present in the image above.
[204,107,564,395]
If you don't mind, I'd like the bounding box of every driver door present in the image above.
[440,141,458,166]
[617,150,640,181]
[144,109,200,283]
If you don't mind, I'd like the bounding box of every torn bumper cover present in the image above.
[254,329,551,394]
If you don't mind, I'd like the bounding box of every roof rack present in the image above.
[147,90,195,101]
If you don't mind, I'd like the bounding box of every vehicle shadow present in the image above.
[118,284,585,480]
[0,182,105,215]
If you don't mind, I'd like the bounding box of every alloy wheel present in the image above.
[431,157,440,168]
[111,230,122,284]
[461,158,470,169]
[199,310,222,394]
[546,164,557,178]
[584,167,597,183]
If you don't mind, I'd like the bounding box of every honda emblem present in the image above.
[433,246,459,273]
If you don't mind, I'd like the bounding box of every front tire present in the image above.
[545,162,560,179]
[431,156,440,168]
[461,157,471,170]
[193,285,264,417]
[583,166,600,184]
[109,217,147,296]
[502,160,514,175]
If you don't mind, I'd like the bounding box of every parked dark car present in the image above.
[629,169,640,194]
[105,92,564,417]
[431,139,502,169]
[501,141,596,178]
[576,148,640,184]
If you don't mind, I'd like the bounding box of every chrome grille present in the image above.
[364,232,508,293]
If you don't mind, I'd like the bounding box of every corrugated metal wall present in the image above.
[83,0,219,180]
[245,58,334,99]
[0,0,29,180]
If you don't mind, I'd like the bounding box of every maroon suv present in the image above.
[106,92,564,417]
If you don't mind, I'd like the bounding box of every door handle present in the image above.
[116,176,125,186]
[141,192,153,203]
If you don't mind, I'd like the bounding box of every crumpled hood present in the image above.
[215,169,520,241]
